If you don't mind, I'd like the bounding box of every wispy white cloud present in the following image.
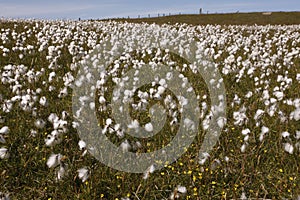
[103,2,263,19]
[0,0,298,19]
[104,3,200,19]
[0,2,117,18]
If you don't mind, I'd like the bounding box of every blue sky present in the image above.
[0,0,299,20]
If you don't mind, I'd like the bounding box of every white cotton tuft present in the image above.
[78,140,86,150]
[0,192,10,200]
[261,126,269,134]
[148,164,155,173]
[284,143,294,154]
[45,134,55,146]
[245,91,253,98]
[39,96,47,106]
[143,164,155,180]
[281,131,290,138]
[45,130,62,146]
[0,126,9,134]
[240,192,247,200]
[260,126,269,142]
[296,74,300,81]
[0,135,6,143]
[57,165,67,181]
[106,118,112,125]
[199,152,210,165]
[273,91,284,101]
[169,192,179,200]
[78,167,89,182]
[242,128,250,135]
[47,153,62,168]
[217,117,226,129]
[224,156,229,162]
[169,185,187,200]
[178,96,188,106]
[254,109,264,121]
[296,131,300,140]
[157,86,165,95]
[241,144,247,153]
[184,118,195,131]
[177,185,187,194]
[120,140,131,152]
[145,123,153,132]
[233,107,248,126]
[128,119,139,129]
[244,135,249,142]
[0,147,9,159]
[99,96,106,104]
[48,113,59,123]
[291,108,300,121]
[34,119,45,129]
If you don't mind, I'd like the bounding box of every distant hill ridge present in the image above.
[104,12,300,25]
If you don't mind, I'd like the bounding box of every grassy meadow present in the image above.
[0,12,299,199]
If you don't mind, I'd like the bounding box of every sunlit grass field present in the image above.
[0,14,299,199]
